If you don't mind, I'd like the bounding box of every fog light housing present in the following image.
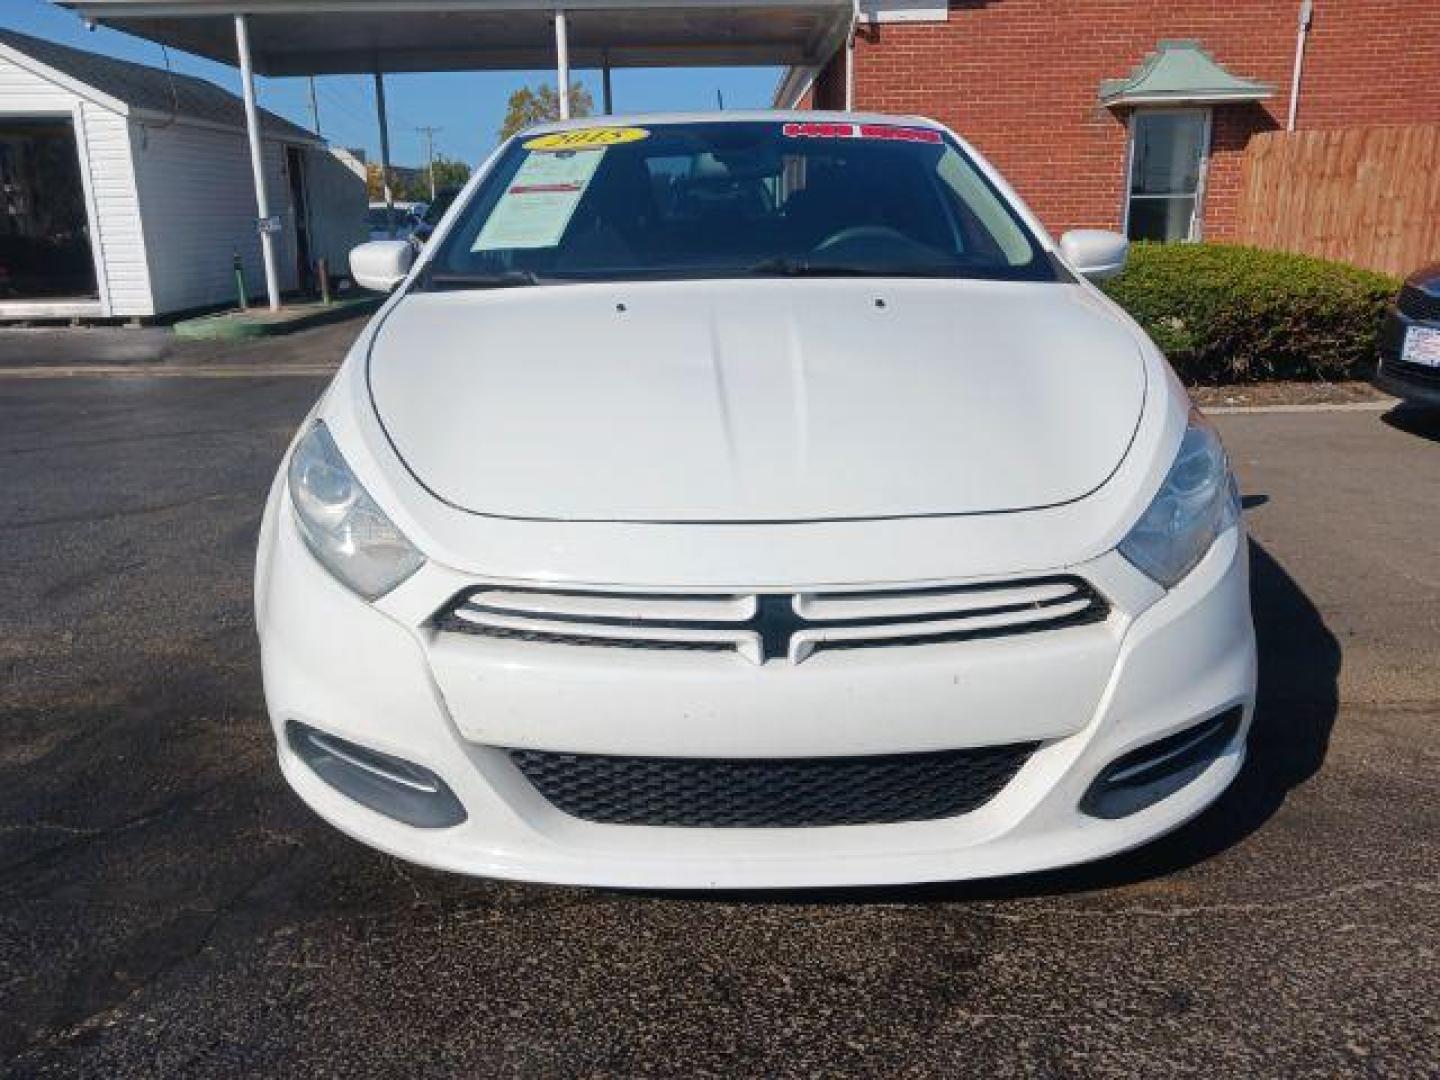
[288,720,466,828]
[1080,707,1244,820]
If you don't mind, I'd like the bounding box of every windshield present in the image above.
[426,120,1055,285]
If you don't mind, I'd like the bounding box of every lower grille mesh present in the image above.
[508,744,1038,828]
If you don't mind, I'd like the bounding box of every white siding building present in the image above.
[0,29,365,320]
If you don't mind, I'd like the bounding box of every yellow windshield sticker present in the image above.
[523,127,649,152]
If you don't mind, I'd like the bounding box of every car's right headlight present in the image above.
[287,421,424,599]
[1119,409,1240,589]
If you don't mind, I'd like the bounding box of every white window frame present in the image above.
[1122,107,1213,243]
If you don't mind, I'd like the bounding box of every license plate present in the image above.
[1402,325,1440,368]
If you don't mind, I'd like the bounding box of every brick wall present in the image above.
[814,0,1440,239]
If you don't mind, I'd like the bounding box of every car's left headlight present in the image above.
[1119,409,1240,588]
[287,421,424,599]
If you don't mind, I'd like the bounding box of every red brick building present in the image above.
[781,1,1440,242]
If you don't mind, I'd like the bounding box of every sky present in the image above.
[2,0,784,168]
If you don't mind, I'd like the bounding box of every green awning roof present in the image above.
[1099,39,1273,108]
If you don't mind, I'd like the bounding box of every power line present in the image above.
[313,82,383,146]
[331,74,425,137]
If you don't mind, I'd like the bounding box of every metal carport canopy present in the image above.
[52,0,855,312]
[53,0,854,75]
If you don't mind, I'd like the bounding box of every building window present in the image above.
[1124,109,1211,242]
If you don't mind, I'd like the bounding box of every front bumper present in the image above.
[257,496,1256,889]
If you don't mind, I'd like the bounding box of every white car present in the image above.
[257,113,1256,889]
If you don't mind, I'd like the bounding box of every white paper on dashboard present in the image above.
[472,151,604,251]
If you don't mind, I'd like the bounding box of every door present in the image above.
[0,117,98,299]
[1125,109,1211,242]
[286,144,313,292]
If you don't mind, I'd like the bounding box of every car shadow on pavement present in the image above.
[680,537,1341,906]
[1380,403,1440,443]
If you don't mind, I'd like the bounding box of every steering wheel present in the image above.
[811,224,913,255]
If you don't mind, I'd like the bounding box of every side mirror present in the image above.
[1059,229,1129,283]
[349,240,415,293]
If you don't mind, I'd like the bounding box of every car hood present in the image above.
[367,278,1146,523]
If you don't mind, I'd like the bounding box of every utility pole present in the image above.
[307,76,321,136]
[415,125,442,201]
[374,72,394,238]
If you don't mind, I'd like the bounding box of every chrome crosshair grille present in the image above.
[434,576,1109,664]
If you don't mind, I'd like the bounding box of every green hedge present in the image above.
[1101,243,1397,384]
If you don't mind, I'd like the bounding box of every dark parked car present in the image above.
[1377,264,1440,407]
[411,185,463,244]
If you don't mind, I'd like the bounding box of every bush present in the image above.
[1101,243,1398,384]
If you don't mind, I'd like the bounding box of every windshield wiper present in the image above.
[744,257,956,279]
[424,269,542,290]
[745,257,869,277]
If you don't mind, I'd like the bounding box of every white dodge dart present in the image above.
[256,113,1256,888]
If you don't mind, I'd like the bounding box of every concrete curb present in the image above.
[171,297,378,342]
[1205,400,1394,415]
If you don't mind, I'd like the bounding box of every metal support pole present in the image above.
[602,52,613,115]
[307,75,321,136]
[373,71,395,238]
[844,0,859,111]
[554,10,571,120]
[235,14,280,311]
[844,34,855,110]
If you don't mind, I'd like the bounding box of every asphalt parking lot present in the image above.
[1,331,1437,1077]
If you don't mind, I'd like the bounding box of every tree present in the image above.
[430,155,471,193]
[367,162,460,202]
[498,82,594,142]
[365,162,385,201]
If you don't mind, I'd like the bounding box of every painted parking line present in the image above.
[0,364,337,379]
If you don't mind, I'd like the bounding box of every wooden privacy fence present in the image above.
[1236,124,1440,278]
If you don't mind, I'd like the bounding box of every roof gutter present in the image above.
[129,105,325,146]
[1105,91,1274,107]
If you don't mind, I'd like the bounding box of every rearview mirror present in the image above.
[349,240,415,293]
[1059,230,1129,283]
